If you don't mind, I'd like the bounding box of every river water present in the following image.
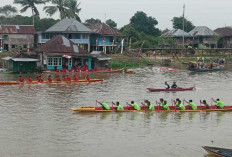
[0,65,232,157]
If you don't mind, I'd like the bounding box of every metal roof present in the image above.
[37,35,86,53]
[161,29,192,37]
[189,26,216,36]
[90,51,111,60]
[89,23,122,36]
[12,58,39,62]
[45,18,93,33]
[0,25,35,34]
[214,27,232,36]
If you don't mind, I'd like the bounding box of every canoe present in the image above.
[203,146,232,157]
[43,69,123,74]
[0,79,104,85]
[147,86,195,92]
[189,68,223,72]
[72,105,232,112]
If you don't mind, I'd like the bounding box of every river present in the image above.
[0,65,232,157]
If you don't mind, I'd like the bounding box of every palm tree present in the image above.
[14,0,46,18]
[65,0,81,22]
[0,5,18,17]
[44,0,81,21]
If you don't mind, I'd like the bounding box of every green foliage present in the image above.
[0,5,18,17]
[14,0,47,18]
[0,15,59,31]
[109,59,150,69]
[84,18,102,26]
[130,11,160,36]
[44,0,81,21]
[120,25,139,41]
[106,19,117,28]
[171,16,195,32]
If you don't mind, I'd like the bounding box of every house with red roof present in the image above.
[0,25,35,52]
[88,23,123,53]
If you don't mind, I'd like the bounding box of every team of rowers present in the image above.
[96,98,225,111]
[18,75,91,83]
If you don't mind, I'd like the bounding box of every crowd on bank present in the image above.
[189,57,225,70]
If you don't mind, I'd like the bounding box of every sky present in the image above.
[1,0,232,30]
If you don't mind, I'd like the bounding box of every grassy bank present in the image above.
[109,59,151,69]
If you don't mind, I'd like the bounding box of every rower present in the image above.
[184,99,197,110]
[165,82,170,89]
[28,76,33,82]
[112,102,124,111]
[129,101,141,110]
[63,75,67,81]
[163,100,170,110]
[38,76,43,82]
[212,98,225,109]
[56,76,61,81]
[97,101,110,110]
[175,99,186,110]
[66,75,71,81]
[19,76,24,82]
[85,75,90,82]
[48,75,52,82]
[171,82,178,88]
[73,75,79,81]
[147,101,155,110]
[201,100,210,109]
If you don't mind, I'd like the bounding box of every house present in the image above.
[1,53,39,73]
[88,23,123,53]
[37,18,93,52]
[36,35,111,71]
[161,29,192,47]
[214,27,232,48]
[188,26,217,48]
[0,25,35,52]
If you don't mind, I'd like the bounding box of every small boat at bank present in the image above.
[0,79,104,85]
[147,86,195,92]
[203,146,232,157]
[72,105,232,112]
[189,68,223,72]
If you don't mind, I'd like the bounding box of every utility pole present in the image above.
[182,4,185,49]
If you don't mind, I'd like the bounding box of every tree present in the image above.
[14,0,46,18]
[64,0,81,22]
[84,18,102,26]
[106,19,117,28]
[44,0,81,21]
[120,25,139,41]
[171,16,195,32]
[0,5,18,17]
[130,11,160,36]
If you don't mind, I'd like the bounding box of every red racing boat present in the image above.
[147,86,195,92]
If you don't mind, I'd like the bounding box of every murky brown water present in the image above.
[0,65,232,157]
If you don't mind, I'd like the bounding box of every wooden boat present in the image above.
[189,68,223,72]
[147,86,195,92]
[72,105,232,112]
[43,68,123,74]
[203,146,232,157]
[0,79,104,85]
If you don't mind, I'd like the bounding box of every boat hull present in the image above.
[72,105,232,112]
[203,146,232,157]
[189,68,223,72]
[0,79,104,85]
[147,86,195,92]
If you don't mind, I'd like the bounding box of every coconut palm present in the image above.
[14,0,46,18]
[44,0,81,21]
[0,5,18,17]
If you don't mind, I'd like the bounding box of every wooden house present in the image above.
[214,27,232,48]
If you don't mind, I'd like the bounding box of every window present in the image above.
[82,34,88,39]
[23,45,27,48]
[42,34,46,39]
[12,45,16,48]
[68,58,72,66]
[45,34,50,39]
[54,58,58,65]
[76,34,81,39]
[58,58,62,66]
[3,35,8,40]
[48,57,53,65]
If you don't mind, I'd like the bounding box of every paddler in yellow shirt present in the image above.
[112,102,124,111]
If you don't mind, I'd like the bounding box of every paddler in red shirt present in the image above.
[66,75,72,81]
[38,76,43,82]
[63,75,67,81]
[56,76,61,81]
[73,75,79,82]
[19,76,25,82]
[47,75,53,82]
[28,76,33,82]
[85,74,90,82]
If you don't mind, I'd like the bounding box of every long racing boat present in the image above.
[72,105,232,112]
[147,86,195,92]
[0,79,104,85]
[202,146,232,157]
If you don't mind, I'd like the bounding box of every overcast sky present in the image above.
[1,0,232,30]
